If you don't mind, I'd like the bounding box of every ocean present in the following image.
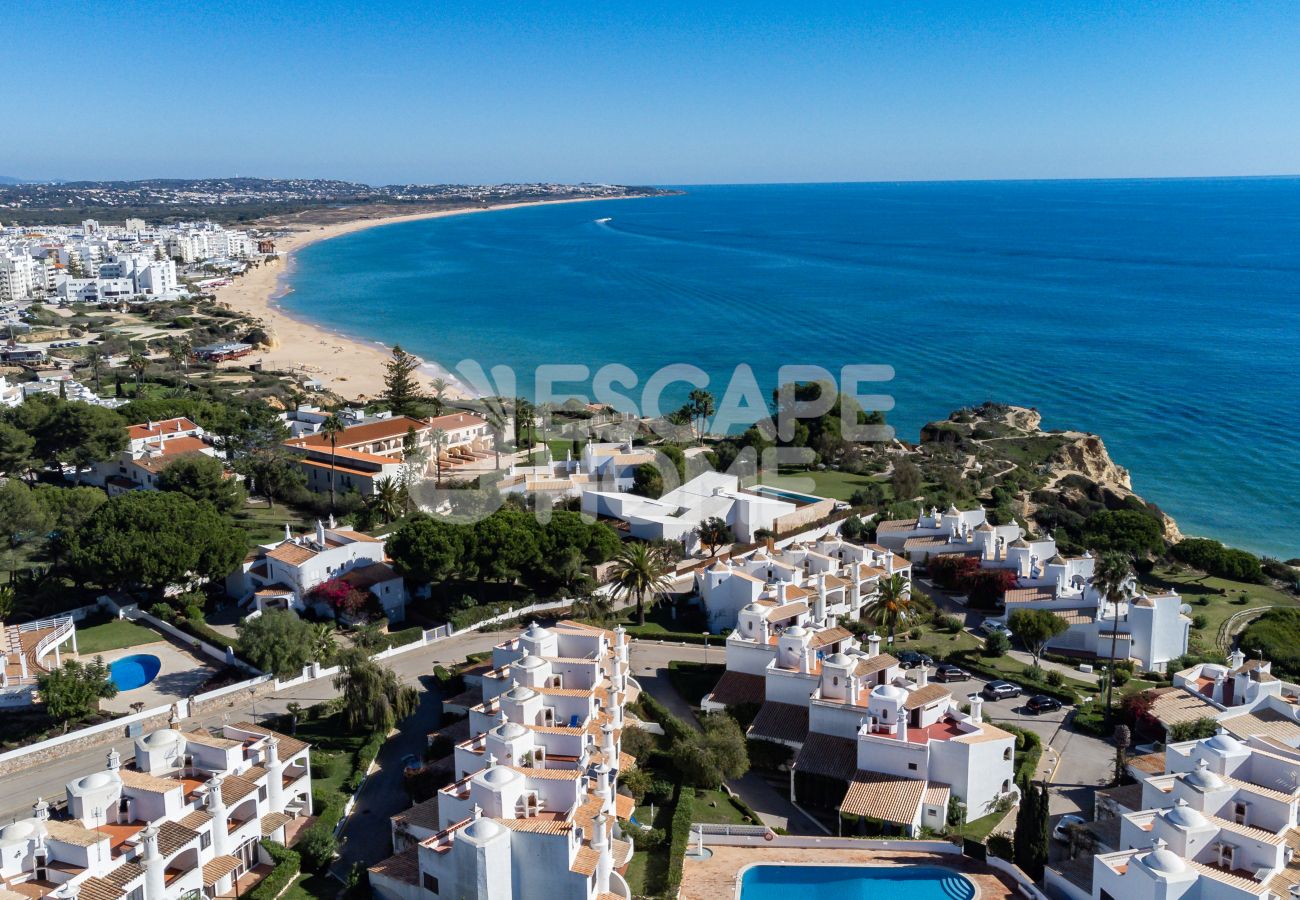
[281,180,1300,559]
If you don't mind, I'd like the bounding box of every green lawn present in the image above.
[688,788,755,826]
[760,469,890,502]
[951,809,1005,843]
[75,619,160,654]
[1142,565,1300,655]
[233,501,314,548]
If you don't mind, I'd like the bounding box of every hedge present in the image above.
[636,692,694,744]
[999,723,1044,783]
[248,841,299,900]
[664,785,693,898]
[946,651,1080,705]
[621,626,728,645]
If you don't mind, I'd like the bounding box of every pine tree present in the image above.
[383,344,423,416]
[1013,778,1049,881]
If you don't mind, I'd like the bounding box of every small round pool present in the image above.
[109,654,162,691]
[740,865,975,900]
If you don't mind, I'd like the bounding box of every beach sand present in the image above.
[210,197,620,402]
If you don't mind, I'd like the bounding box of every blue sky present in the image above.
[4,1,1298,184]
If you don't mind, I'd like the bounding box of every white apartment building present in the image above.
[88,417,222,495]
[0,253,42,301]
[497,440,656,499]
[226,519,407,622]
[694,536,912,633]
[369,621,641,900]
[0,722,311,900]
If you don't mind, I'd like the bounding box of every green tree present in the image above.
[1013,778,1049,880]
[1093,551,1134,715]
[863,573,913,645]
[320,413,346,513]
[333,649,418,734]
[0,480,51,551]
[240,448,306,508]
[430,428,448,485]
[238,609,318,677]
[696,516,734,557]
[0,422,36,477]
[37,657,118,726]
[471,509,542,589]
[158,454,246,514]
[1007,608,1069,668]
[891,456,922,502]
[383,345,424,416]
[37,402,127,479]
[1113,724,1132,786]
[127,352,148,389]
[387,514,466,585]
[66,491,247,596]
[1083,509,1164,558]
[630,462,664,498]
[609,542,672,627]
[370,478,404,524]
[673,714,749,787]
[686,389,716,443]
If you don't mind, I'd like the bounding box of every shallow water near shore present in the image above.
[282,180,1300,558]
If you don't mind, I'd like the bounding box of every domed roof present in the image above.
[0,820,38,842]
[504,685,536,702]
[76,771,114,792]
[1205,732,1242,754]
[976,521,995,532]
[496,722,528,740]
[824,652,852,668]
[1009,537,1029,549]
[1165,801,1207,829]
[516,655,546,669]
[1145,847,1186,874]
[480,766,522,788]
[872,683,908,703]
[1185,761,1224,791]
[946,504,960,516]
[141,729,183,747]
[783,626,808,638]
[523,623,551,640]
[1047,554,1067,566]
[463,817,505,840]
[742,603,762,615]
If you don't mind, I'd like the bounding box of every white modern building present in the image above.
[87,417,223,495]
[0,721,311,900]
[369,621,641,900]
[226,519,408,622]
[497,440,656,499]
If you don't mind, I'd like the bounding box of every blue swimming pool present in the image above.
[108,654,162,691]
[749,485,826,506]
[739,865,975,900]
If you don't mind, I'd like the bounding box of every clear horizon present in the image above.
[4,1,1298,185]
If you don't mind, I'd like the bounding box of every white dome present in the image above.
[824,652,852,668]
[141,729,183,747]
[1165,803,1207,829]
[742,603,762,614]
[76,771,114,792]
[872,683,908,703]
[480,766,521,787]
[784,626,808,638]
[0,820,38,842]
[496,722,527,740]
[524,623,551,640]
[1145,848,1186,873]
[1205,733,1242,754]
[516,655,545,669]
[462,818,505,840]
[1185,764,1224,791]
[504,686,537,703]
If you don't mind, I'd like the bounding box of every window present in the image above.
[422,873,439,894]
[200,831,211,850]
[1004,747,1013,761]
[258,786,267,802]
[127,889,144,900]
[908,762,918,771]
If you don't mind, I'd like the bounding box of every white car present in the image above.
[979,619,1014,639]
[1052,814,1086,843]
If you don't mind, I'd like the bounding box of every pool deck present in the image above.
[680,847,1020,900]
[91,641,220,712]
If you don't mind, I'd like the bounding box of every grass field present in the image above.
[760,469,890,502]
[234,501,314,548]
[1142,565,1299,654]
[689,788,755,826]
[74,619,160,655]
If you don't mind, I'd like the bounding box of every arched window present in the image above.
[1003,747,1012,761]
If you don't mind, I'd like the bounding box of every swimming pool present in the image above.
[108,654,162,691]
[739,865,976,900]
[749,485,826,506]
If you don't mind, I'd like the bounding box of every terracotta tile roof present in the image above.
[794,732,858,781]
[260,811,292,837]
[104,862,145,888]
[227,722,310,760]
[1267,829,1300,895]
[570,845,601,876]
[77,877,125,900]
[1186,858,1263,891]
[492,816,572,834]
[178,809,211,829]
[854,653,898,677]
[1128,751,1166,774]
[332,528,382,543]
[1148,688,1222,728]
[904,684,952,709]
[184,728,241,749]
[706,671,766,706]
[394,796,441,833]
[1222,708,1300,744]
[220,773,259,804]
[509,766,584,780]
[923,782,951,809]
[840,771,927,825]
[265,541,317,565]
[955,721,1017,744]
[127,417,199,440]
[339,562,400,590]
[766,601,809,619]
[748,701,809,745]
[119,769,179,795]
[368,847,421,885]
[1223,773,1298,803]
[202,855,241,887]
[155,820,198,856]
[1004,587,1058,604]
[426,412,486,431]
[290,415,428,450]
[810,626,853,649]
[44,819,106,847]
[1207,813,1286,845]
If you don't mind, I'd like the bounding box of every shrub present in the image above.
[664,786,694,897]
[1171,537,1265,583]
[248,842,299,900]
[1045,670,1064,687]
[982,631,1010,657]
[938,614,963,634]
[1192,613,1210,630]
[629,826,666,850]
[987,833,1014,860]
[296,822,339,870]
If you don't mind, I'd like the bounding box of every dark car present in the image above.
[981,680,1022,700]
[933,664,970,683]
[896,650,934,670]
[1026,695,1063,714]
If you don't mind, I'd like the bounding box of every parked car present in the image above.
[979,619,1014,639]
[1052,814,1087,844]
[401,753,424,773]
[1026,694,1063,714]
[896,650,934,669]
[982,680,1022,700]
[933,664,970,683]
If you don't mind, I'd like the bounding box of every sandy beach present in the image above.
[210,197,621,402]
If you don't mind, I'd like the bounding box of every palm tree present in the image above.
[429,377,449,417]
[609,542,673,627]
[308,622,337,665]
[513,397,535,448]
[320,413,346,513]
[483,404,508,469]
[431,428,448,485]
[127,352,147,391]
[864,573,913,644]
[371,478,403,524]
[85,347,104,393]
[1093,551,1134,715]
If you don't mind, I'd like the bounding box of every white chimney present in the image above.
[967,693,983,724]
[867,634,881,658]
[917,666,929,688]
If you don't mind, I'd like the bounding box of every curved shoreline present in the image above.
[211,195,637,401]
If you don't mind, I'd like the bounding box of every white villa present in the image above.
[1142,650,1300,745]
[226,519,408,622]
[497,440,657,499]
[1083,729,1300,900]
[705,600,1015,831]
[694,536,911,633]
[0,721,311,900]
[581,470,836,545]
[88,417,223,496]
[881,504,1190,673]
[0,615,78,708]
[369,621,640,900]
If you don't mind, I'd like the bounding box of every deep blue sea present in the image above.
[282,180,1300,559]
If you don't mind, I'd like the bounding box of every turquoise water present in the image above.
[739,864,975,900]
[109,654,161,691]
[282,180,1300,558]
